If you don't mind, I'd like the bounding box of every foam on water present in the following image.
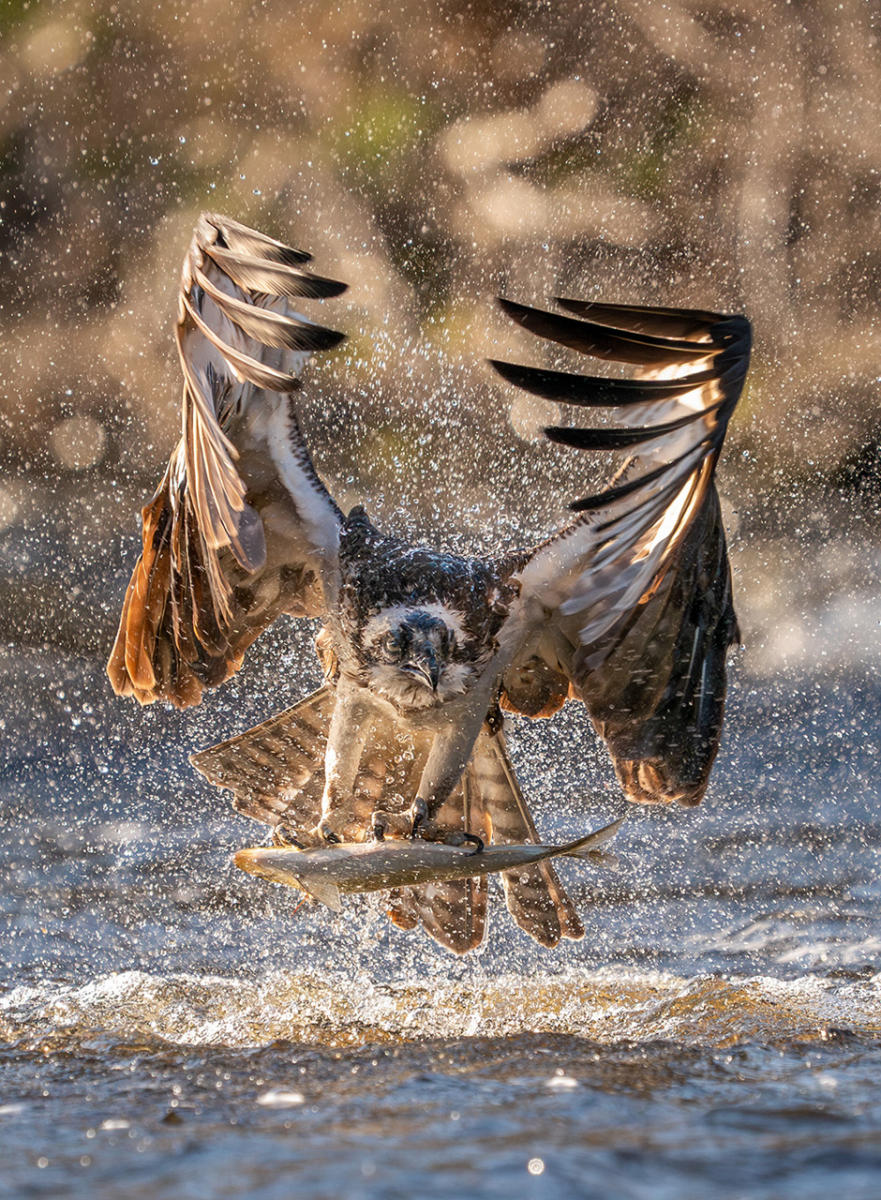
[3,966,880,1053]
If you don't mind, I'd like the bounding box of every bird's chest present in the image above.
[337,666,474,732]
[387,692,478,740]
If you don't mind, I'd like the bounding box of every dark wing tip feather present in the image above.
[190,262,346,354]
[201,243,347,300]
[306,326,346,350]
[284,273,348,300]
[489,358,717,406]
[201,212,315,265]
[488,357,537,389]
[497,296,720,364]
[495,294,751,512]
[544,400,724,454]
[196,212,347,300]
[554,298,725,339]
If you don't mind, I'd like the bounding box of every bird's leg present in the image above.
[419,723,480,822]
[370,805,417,841]
[372,688,493,844]
[298,683,374,847]
[368,792,408,841]
[405,708,488,843]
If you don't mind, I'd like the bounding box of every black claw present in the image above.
[409,797,428,838]
[462,833,485,855]
[271,822,301,848]
[323,830,341,845]
[372,822,385,842]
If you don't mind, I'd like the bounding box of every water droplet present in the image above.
[256,1090,304,1108]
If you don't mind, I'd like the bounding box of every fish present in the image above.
[234,816,626,911]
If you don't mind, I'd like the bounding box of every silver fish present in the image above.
[234,817,625,911]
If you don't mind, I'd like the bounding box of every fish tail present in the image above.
[557,817,627,858]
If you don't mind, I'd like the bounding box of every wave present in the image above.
[2,967,879,1054]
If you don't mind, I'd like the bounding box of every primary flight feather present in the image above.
[109,213,750,953]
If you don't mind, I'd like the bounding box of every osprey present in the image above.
[108,213,750,953]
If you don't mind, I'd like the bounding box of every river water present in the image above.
[2,633,880,1199]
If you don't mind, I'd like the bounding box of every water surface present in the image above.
[2,645,880,1199]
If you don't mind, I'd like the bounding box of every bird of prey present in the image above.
[108,213,750,953]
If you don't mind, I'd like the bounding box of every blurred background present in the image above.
[1,0,879,707]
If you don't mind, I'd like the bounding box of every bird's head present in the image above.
[360,604,474,709]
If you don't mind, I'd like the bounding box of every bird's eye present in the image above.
[382,631,400,655]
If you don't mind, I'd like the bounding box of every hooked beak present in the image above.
[404,651,440,691]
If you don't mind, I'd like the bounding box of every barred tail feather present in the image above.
[388,873,489,955]
[189,685,336,830]
[386,769,492,954]
[475,727,584,946]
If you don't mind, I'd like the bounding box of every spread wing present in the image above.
[492,299,750,807]
[108,213,347,707]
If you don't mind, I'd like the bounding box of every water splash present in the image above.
[3,967,879,1054]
